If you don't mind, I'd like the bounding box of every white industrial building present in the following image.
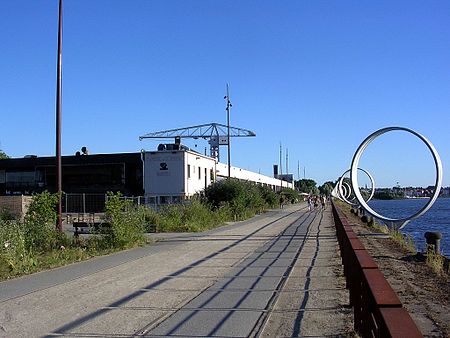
[143,144,293,204]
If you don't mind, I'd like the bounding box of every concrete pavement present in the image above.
[0,203,352,337]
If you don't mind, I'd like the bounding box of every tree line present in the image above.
[294,179,335,197]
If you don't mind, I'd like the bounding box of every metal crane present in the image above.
[139,122,256,160]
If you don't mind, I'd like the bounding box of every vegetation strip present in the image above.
[1,180,299,280]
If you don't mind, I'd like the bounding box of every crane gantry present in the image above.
[139,122,256,160]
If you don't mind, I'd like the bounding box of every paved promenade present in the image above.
[0,203,352,337]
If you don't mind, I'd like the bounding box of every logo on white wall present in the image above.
[157,162,170,176]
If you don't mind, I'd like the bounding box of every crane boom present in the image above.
[139,122,255,139]
[139,122,256,161]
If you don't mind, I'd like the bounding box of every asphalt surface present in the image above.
[0,203,352,337]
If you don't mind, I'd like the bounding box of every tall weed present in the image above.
[0,220,37,274]
[426,245,445,275]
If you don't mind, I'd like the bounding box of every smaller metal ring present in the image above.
[338,168,375,206]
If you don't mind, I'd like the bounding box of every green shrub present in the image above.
[281,188,299,204]
[23,191,60,252]
[204,179,270,220]
[139,205,160,232]
[0,191,70,276]
[204,179,245,208]
[0,209,16,221]
[156,199,230,233]
[158,204,185,232]
[1,191,148,279]
[104,192,145,248]
[258,185,278,208]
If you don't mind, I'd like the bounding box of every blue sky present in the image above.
[1,1,449,187]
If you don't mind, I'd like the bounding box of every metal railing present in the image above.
[62,193,180,214]
[62,194,106,213]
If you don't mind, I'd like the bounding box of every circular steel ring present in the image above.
[338,168,375,205]
[339,177,354,202]
[338,181,348,199]
[343,182,352,199]
[343,182,354,201]
[331,184,343,200]
[350,127,443,224]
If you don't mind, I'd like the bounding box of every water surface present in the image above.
[368,198,450,255]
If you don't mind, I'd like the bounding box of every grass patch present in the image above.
[157,200,230,232]
[0,244,117,281]
[425,246,446,275]
[390,230,416,254]
[0,229,149,281]
[334,199,416,254]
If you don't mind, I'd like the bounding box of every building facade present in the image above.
[143,145,293,204]
[143,149,216,204]
[0,146,294,207]
[0,153,143,196]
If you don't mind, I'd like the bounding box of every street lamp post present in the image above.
[225,84,232,179]
[55,0,63,231]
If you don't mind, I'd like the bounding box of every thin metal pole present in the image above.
[82,193,86,215]
[286,148,288,176]
[225,84,231,179]
[55,0,63,231]
[279,143,283,189]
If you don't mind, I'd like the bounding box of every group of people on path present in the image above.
[307,194,327,211]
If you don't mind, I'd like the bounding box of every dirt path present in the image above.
[339,204,450,338]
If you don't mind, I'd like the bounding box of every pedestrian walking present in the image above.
[321,195,326,209]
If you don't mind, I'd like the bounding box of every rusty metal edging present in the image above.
[331,200,423,338]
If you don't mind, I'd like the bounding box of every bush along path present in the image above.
[0,180,299,280]
[0,191,144,280]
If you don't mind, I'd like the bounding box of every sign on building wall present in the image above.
[152,155,182,177]
[219,136,229,145]
[157,162,170,176]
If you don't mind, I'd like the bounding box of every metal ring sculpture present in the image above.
[332,178,352,202]
[338,168,375,205]
[340,179,355,204]
[350,127,443,229]
[341,182,352,200]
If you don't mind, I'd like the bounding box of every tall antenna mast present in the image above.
[286,148,289,177]
[297,160,300,181]
[225,84,232,179]
[279,143,283,188]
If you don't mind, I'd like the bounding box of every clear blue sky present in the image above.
[1,1,449,188]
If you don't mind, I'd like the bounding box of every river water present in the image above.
[367,198,450,256]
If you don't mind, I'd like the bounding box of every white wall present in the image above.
[184,151,216,196]
[144,151,185,196]
[144,150,216,198]
[144,149,293,199]
[215,162,294,189]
